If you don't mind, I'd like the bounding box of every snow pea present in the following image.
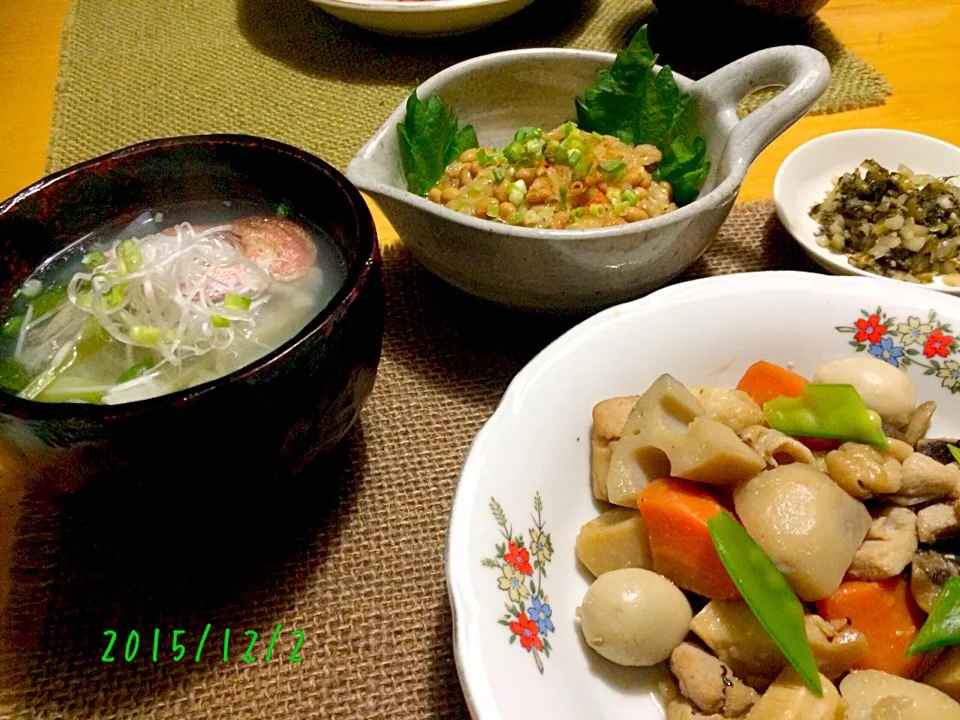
[708,510,822,696]
[763,383,888,449]
[908,576,960,655]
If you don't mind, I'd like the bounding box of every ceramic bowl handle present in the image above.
[692,46,830,180]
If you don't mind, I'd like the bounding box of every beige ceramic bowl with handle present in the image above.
[347,46,830,311]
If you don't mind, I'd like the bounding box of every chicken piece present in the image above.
[824,442,902,500]
[670,642,759,717]
[891,451,960,506]
[738,425,815,469]
[911,550,960,612]
[918,502,960,544]
[691,601,869,687]
[686,386,766,433]
[590,396,639,501]
[848,506,918,580]
[667,700,726,720]
[804,615,870,679]
[231,215,317,282]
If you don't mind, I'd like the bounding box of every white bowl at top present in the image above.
[774,128,960,295]
[306,0,534,36]
[446,270,960,719]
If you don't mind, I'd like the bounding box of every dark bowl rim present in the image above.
[0,133,380,421]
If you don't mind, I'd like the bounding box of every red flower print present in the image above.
[503,541,533,575]
[924,329,955,358]
[509,613,544,652]
[854,314,887,344]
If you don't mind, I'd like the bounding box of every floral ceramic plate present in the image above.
[446,271,960,719]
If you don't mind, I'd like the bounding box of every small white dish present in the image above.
[307,0,534,37]
[446,270,960,720]
[774,128,960,295]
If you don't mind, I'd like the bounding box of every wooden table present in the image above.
[1,0,959,247]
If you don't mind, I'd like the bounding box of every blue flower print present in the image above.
[528,597,554,635]
[868,337,904,367]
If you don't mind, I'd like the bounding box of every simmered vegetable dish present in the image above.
[577,355,960,718]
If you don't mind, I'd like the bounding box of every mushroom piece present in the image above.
[911,550,960,612]
[669,642,759,717]
[902,401,938,448]
[738,426,816,469]
[918,437,960,466]
[917,501,960,545]
[890,451,960,506]
[848,506,918,580]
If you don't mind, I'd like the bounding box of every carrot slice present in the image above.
[816,577,927,678]
[637,478,740,600]
[736,360,809,407]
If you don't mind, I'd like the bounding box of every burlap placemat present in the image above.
[0,201,823,719]
[45,0,890,176]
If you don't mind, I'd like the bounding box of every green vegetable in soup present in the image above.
[0,358,28,393]
[763,383,889,448]
[117,357,156,384]
[28,283,68,318]
[575,26,710,206]
[708,510,822,697]
[276,199,294,218]
[907,577,960,654]
[950,443,960,465]
[397,90,478,196]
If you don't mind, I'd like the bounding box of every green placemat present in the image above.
[46,0,891,175]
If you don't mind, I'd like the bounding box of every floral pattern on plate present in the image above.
[481,493,554,673]
[838,307,960,392]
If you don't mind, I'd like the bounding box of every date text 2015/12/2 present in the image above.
[101,625,305,663]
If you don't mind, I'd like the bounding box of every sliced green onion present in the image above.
[117,357,155,384]
[515,126,541,143]
[224,293,252,311]
[105,284,126,307]
[492,167,504,183]
[507,180,527,206]
[118,239,143,272]
[503,140,525,164]
[20,279,42,298]
[599,159,627,178]
[559,187,568,210]
[211,315,231,328]
[591,131,603,142]
[573,156,592,178]
[623,189,639,205]
[949,444,960,464]
[486,202,501,218]
[589,203,609,218]
[28,284,68,317]
[130,325,162,345]
[560,121,576,139]
[606,187,622,204]
[2,315,24,339]
[277,199,294,218]
[569,207,585,221]
[614,201,631,216]
[83,251,106,271]
[567,148,583,165]
[0,358,28,393]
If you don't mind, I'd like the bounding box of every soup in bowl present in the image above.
[0,135,383,489]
